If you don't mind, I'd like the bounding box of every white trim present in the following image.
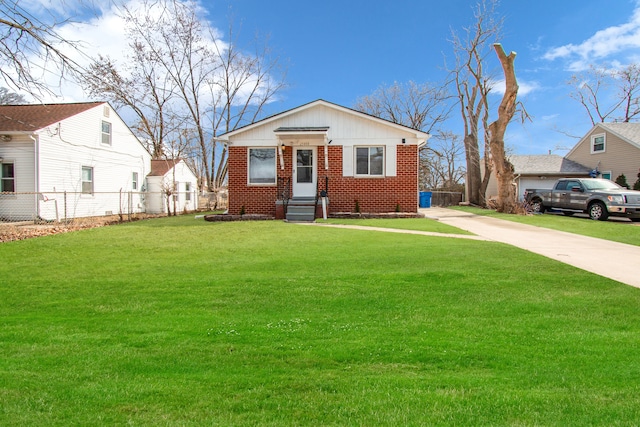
[354,145,385,177]
[590,133,606,154]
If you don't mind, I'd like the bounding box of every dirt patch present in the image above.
[0,213,165,243]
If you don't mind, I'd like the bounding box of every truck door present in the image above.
[551,180,568,208]
[562,180,588,210]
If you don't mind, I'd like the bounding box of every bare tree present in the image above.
[449,0,502,206]
[0,1,94,97]
[488,44,518,213]
[207,27,286,190]
[569,63,640,125]
[82,0,285,193]
[354,80,460,192]
[354,80,453,133]
[0,86,26,104]
[419,131,466,191]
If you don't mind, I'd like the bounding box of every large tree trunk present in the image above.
[488,44,518,213]
[464,134,483,205]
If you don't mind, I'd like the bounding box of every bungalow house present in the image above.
[146,159,199,214]
[485,154,591,201]
[219,99,430,220]
[565,122,640,186]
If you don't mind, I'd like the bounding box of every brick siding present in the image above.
[228,145,418,215]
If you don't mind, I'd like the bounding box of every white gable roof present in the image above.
[218,99,430,144]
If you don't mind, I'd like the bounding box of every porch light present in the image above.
[281,143,286,150]
[402,138,406,144]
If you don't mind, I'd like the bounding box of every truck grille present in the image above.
[626,194,640,204]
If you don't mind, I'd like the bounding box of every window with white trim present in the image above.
[355,146,384,176]
[185,182,191,201]
[591,134,605,153]
[1,162,15,192]
[249,148,276,184]
[101,120,112,145]
[81,166,93,194]
[132,172,139,190]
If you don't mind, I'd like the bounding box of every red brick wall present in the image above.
[228,144,418,215]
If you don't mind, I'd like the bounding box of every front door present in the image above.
[292,147,317,198]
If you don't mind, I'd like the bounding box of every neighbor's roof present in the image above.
[0,102,105,132]
[509,154,591,175]
[149,159,181,176]
[597,122,640,149]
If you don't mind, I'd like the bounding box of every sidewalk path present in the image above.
[422,207,640,289]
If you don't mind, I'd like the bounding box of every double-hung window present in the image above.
[81,166,93,194]
[101,121,112,145]
[355,146,384,176]
[185,182,191,201]
[591,134,605,153]
[249,148,276,185]
[132,172,139,190]
[1,162,15,192]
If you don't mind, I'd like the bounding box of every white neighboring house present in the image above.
[0,102,151,221]
[145,159,199,214]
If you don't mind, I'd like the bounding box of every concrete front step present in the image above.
[286,198,317,221]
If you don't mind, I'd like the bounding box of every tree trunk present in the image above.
[488,44,518,213]
[464,134,483,206]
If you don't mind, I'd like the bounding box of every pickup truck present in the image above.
[524,178,640,221]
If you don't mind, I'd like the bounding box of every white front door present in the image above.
[292,147,317,198]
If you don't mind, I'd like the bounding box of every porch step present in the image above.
[286,197,317,222]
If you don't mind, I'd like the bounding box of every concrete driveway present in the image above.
[422,207,640,289]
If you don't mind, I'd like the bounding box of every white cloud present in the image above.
[491,79,541,97]
[543,2,640,71]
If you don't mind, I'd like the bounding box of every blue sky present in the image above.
[22,0,640,155]
[203,0,640,155]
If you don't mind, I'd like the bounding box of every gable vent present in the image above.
[103,105,110,117]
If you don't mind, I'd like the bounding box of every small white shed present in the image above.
[145,159,199,214]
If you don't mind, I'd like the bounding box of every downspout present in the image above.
[30,133,39,219]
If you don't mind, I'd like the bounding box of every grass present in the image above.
[2,215,640,425]
[319,217,473,234]
[451,205,640,246]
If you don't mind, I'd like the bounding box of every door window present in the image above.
[297,149,313,183]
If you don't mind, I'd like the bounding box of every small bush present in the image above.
[615,174,630,189]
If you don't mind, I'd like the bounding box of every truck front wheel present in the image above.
[589,202,609,221]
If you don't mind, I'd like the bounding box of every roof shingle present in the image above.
[0,102,104,132]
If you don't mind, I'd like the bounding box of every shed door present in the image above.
[292,147,316,198]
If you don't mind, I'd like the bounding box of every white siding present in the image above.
[0,137,36,220]
[34,104,150,219]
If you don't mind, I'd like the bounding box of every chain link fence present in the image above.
[0,191,201,224]
[428,191,464,207]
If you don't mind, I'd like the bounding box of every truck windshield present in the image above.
[582,180,622,190]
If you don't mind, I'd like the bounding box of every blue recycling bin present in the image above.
[419,191,432,208]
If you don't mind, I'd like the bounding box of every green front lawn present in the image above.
[1,216,640,425]
[452,205,640,246]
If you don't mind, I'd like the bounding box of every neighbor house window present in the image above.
[355,146,384,176]
[132,172,138,190]
[591,134,605,153]
[249,148,276,185]
[185,182,191,201]
[101,120,112,145]
[81,166,93,194]
[1,162,15,192]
